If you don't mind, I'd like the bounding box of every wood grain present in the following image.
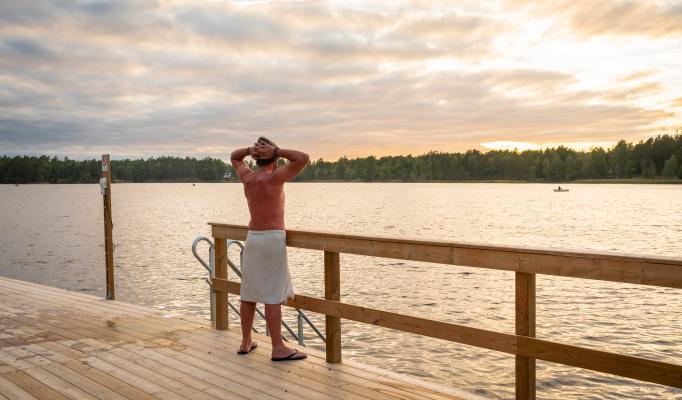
[324,251,341,363]
[1,276,472,400]
[515,272,536,400]
[213,277,682,389]
[102,153,115,300]
[209,223,682,288]
[213,237,229,330]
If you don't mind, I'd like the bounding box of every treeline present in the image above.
[112,157,232,182]
[0,156,235,183]
[2,134,681,184]
[297,134,682,182]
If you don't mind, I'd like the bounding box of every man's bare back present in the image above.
[242,171,286,230]
[231,140,309,231]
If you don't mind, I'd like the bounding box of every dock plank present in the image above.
[1,284,460,400]
[0,277,477,400]
[1,370,69,400]
[41,362,130,400]
[22,366,100,400]
[0,374,38,400]
[58,359,158,400]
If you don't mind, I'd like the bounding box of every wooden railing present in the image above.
[208,222,682,400]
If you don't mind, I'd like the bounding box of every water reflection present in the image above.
[1,182,681,399]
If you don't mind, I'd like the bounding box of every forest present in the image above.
[1,134,680,184]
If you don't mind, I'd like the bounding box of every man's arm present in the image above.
[230,147,253,180]
[252,142,309,183]
[271,148,310,183]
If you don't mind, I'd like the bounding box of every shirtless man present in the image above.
[230,137,310,361]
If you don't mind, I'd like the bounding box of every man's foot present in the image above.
[237,341,257,355]
[271,348,307,362]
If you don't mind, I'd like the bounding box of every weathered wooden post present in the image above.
[101,154,115,300]
[515,272,536,400]
[214,237,229,330]
[324,251,341,363]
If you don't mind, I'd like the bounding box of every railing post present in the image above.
[515,272,536,400]
[324,251,341,363]
[214,237,229,330]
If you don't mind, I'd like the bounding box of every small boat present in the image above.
[553,187,569,192]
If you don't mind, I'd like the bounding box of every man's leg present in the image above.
[264,303,306,359]
[239,301,256,352]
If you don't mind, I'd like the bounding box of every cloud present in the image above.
[599,82,663,102]
[176,4,290,46]
[6,62,665,157]
[378,12,506,60]
[171,3,505,62]
[507,0,682,38]
[0,1,679,159]
[2,37,53,58]
[480,140,619,152]
[0,1,162,26]
[617,70,658,82]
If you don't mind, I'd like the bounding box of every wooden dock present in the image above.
[3,222,680,400]
[209,223,682,399]
[0,277,479,400]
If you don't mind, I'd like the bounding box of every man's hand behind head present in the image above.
[252,141,275,160]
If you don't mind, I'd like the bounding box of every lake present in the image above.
[1,182,681,399]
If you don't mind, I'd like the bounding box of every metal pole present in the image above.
[101,154,115,300]
[297,312,304,345]
[209,246,216,322]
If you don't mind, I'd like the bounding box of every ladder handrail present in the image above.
[192,235,325,345]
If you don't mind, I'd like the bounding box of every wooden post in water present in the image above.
[515,272,536,400]
[324,251,341,363]
[214,238,229,330]
[101,154,115,300]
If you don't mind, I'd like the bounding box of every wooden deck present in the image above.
[0,277,480,400]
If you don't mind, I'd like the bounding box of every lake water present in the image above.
[1,182,681,400]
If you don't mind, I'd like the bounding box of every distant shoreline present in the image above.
[570,179,682,184]
[5,179,681,185]
[4,135,681,184]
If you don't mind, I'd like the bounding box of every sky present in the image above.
[1,0,681,161]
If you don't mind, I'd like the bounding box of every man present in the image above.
[230,137,310,361]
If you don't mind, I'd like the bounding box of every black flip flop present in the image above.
[271,350,307,362]
[237,341,257,355]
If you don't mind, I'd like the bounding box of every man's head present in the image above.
[255,136,278,167]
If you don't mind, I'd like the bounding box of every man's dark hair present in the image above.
[255,136,278,167]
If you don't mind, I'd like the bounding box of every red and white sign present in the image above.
[101,155,109,172]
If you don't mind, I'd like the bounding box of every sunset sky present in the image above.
[1,0,681,160]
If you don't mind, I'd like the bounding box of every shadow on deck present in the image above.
[0,277,480,400]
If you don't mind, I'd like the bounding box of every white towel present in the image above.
[240,230,295,304]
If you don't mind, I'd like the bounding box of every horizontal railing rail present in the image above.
[208,222,682,400]
[210,223,682,288]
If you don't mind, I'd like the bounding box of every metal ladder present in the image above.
[192,236,325,346]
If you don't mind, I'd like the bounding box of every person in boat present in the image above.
[230,137,310,361]
[558,186,561,190]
